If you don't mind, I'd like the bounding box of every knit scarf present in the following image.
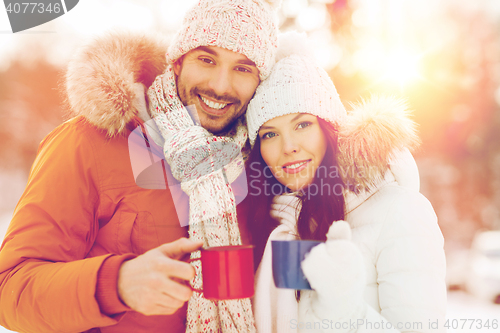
[147,65,256,333]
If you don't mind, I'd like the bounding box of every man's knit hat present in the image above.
[247,32,347,146]
[166,0,281,80]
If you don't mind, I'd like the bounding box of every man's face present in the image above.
[173,46,260,134]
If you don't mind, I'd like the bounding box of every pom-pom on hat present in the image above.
[166,0,281,80]
[247,31,347,146]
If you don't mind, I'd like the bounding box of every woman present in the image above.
[245,36,447,333]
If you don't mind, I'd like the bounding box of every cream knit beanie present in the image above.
[166,0,281,80]
[246,32,347,145]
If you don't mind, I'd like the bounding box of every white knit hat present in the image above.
[166,0,281,80]
[247,33,347,146]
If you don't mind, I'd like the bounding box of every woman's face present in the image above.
[258,113,328,191]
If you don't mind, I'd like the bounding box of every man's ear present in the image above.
[173,57,183,76]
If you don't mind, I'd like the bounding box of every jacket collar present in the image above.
[345,147,420,214]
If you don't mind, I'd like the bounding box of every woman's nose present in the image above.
[282,137,300,155]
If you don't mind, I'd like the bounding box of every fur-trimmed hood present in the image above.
[65,31,168,137]
[337,95,420,192]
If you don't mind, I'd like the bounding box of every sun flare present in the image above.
[384,49,422,86]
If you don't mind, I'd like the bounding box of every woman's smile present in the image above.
[281,159,311,174]
[259,113,327,191]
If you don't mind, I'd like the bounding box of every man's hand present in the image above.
[117,238,203,316]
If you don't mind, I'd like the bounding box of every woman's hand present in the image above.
[269,193,301,230]
[301,221,367,321]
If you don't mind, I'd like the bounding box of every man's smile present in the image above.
[199,95,228,110]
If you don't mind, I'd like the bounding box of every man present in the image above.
[0,0,279,332]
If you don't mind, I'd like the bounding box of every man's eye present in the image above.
[199,57,214,64]
[261,132,276,139]
[297,122,312,129]
[236,66,251,73]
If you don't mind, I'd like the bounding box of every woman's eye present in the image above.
[297,121,312,129]
[261,132,276,139]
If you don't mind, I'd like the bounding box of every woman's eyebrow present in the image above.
[259,125,274,131]
[259,114,309,131]
[290,114,307,122]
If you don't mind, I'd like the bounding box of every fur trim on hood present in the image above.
[65,31,168,137]
[337,95,421,192]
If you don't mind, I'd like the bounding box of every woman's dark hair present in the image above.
[245,118,345,270]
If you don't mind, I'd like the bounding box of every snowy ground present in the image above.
[446,290,500,332]
[0,214,499,332]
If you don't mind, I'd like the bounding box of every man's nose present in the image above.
[207,68,233,97]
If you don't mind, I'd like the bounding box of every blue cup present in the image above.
[271,240,323,290]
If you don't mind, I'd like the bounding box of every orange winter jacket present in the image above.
[0,33,251,332]
[0,116,190,332]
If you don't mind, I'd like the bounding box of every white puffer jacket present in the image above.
[253,150,447,332]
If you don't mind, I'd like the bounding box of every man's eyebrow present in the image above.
[196,46,218,56]
[195,46,256,67]
[237,59,257,67]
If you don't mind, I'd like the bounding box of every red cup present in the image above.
[189,245,254,300]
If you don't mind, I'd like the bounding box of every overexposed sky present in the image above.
[0,0,198,69]
[1,0,500,73]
